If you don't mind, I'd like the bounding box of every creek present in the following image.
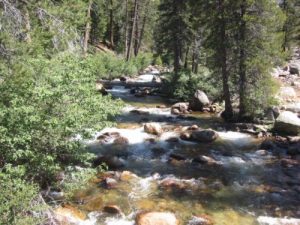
[61,73,300,225]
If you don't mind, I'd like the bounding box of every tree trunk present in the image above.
[136,0,150,56]
[218,0,233,119]
[133,1,140,56]
[126,0,138,61]
[24,7,31,43]
[238,1,247,120]
[282,0,288,52]
[124,0,129,56]
[83,0,93,57]
[192,30,202,74]
[184,47,189,69]
[173,0,181,77]
[109,0,114,49]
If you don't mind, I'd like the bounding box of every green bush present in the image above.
[162,67,220,102]
[0,53,123,186]
[83,52,153,80]
[0,166,40,225]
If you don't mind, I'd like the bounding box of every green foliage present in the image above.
[0,165,40,225]
[153,56,163,66]
[0,53,123,185]
[85,52,153,79]
[162,67,219,102]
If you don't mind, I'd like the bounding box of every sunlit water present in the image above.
[68,76,300,225]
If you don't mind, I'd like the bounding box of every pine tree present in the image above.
[236,0,285,119]
[155,0,192,77]
[280,0,300,51]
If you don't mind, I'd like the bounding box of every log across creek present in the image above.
[97,79,162,89]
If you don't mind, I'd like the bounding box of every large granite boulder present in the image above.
[274,111,300,135]
[189,90,210,111]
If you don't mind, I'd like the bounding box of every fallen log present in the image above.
[97,79,162,88]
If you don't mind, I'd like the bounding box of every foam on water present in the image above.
[257,216,300,225]
[129,175,159,199]
[136,74,155,82]
[105,218,134,225]
[91,127,152,145]
[123,105,172,116]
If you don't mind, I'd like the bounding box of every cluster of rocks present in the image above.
[97,131,129,145]
[180,128,219,143]
[272,48,300,84]
[143,65,170,74]
[171,90,222,115]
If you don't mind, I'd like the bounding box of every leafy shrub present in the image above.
[0,53,123,186]
[162,67,220,102]
[61,164,107,200]
[0,165,40,225]
[84,52,153,80]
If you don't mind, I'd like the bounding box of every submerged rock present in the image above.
[82,195,103,211]
[97,132,120,144]
[188,215,214,225]
[93,156,125,169]
[166,137,180,143]
[120,170,138,181]
[193,155,219,166]
[136,212,179,225]
[103,177,118,189]
[103,205,122,214]
[130,109,150,115]
[144,123,163,135]
[274,111,300,135]
[113,136,129,145]
[169,153,186,161]
[189,90,210,111]
[55,205,86,225]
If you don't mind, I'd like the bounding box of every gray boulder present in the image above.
[189,90,210,111]
[274,111,300,135]
[289,62,300,75]
[191,129,219,143]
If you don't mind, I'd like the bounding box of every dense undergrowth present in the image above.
[0,51,151,224]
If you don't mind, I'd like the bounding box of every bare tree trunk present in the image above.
[173,0,181,77]
[238,1,247,120]
[133,1,140,56]
[126,0,138,61]
[282,0,288,52]
[124,0,129,56]
[192,30,202,74]
[109,0,114,49]
[83,0,93,57]
[218,0,233,120]
[184,47,189,69]
[24,7,31,43]
[136,0,150,56]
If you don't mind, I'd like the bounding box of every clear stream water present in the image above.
[66,75,300,225]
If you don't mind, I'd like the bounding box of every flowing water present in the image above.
[66,74,300,225]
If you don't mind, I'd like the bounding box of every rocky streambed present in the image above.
[55,72,300,225]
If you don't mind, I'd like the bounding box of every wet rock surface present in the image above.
[136,212,179,225]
